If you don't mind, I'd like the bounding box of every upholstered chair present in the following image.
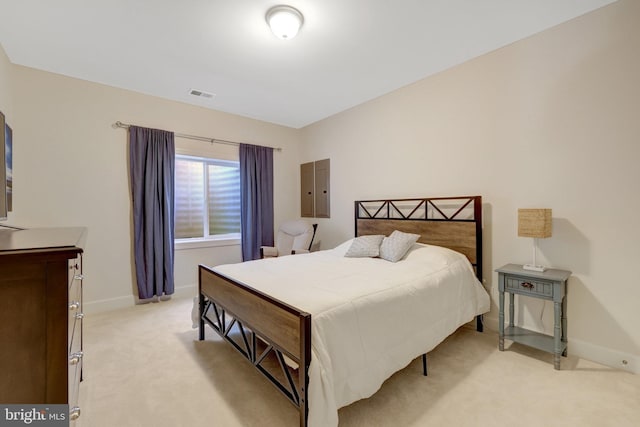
[260,220,318,258]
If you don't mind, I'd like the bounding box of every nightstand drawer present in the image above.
[505,276,553,298]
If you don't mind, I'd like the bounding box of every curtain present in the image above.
[129,126,175,299]
[240,144,274,261]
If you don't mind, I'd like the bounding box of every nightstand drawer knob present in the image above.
[69,351,83,365]
[521,282,534,289]
[69,301,80,311]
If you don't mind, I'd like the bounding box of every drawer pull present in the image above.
[74,313,85,320]
[69,301,80,311]
[521,282,534,290]
[73,274,84,281]
[69,406,81,420]
[69,351,84,365]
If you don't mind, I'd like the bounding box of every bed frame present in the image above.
[198,195,483,427]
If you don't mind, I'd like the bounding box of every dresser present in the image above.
[0,227,86,422]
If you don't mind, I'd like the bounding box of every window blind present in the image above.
[175,156,240,239]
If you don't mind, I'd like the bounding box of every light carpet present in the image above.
[77,297,640,426]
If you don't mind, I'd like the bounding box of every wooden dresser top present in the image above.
[0,227,87,254]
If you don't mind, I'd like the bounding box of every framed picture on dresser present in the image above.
[5,121,12,212]
[0,110,6,220]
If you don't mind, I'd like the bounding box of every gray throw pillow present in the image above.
[344,235,385,258]
[379,230,420,262]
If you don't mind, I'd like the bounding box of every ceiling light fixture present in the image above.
[266,5,304,40]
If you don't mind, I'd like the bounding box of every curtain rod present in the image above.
[112,121,282,152]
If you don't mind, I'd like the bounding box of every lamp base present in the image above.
[523,264,546,272]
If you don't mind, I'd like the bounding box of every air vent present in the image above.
[189,89,215,99]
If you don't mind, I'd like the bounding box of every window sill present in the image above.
[175,237,241,251]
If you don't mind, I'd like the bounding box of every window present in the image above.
[174,155,241,241]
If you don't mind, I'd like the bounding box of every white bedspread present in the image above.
[211,241,490,427]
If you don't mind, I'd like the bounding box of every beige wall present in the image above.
[9,65,301,311]
[300,0,640,372]
[2,1,638,372]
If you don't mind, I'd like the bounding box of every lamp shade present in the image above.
[518,209,552,238]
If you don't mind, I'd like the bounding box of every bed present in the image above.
[198,196,490,427]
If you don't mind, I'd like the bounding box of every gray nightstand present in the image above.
[496,264,572,370]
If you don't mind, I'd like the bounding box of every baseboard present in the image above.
[570,338,639,374]
[83,294,135,314]
[83,284,198,314]
[172,284,198,299]
[483,314,638,374]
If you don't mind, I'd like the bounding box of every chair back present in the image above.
[276,220,316,254]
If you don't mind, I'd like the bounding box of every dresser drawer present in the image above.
[69,304,83,355]
[67,253,83,424]
[505,276,553,299]
[68,307,83,424]
[68,256,82,289]
[68,274,82,350]
[68,354,82,424]
[68,272,82,309]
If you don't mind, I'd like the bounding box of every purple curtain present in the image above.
[129,126,175,299]
[240,144,274,261]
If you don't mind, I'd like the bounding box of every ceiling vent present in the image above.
[189,89,215,99]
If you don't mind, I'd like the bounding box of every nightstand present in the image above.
[496,264,572,370]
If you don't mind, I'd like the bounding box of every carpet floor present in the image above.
[77,296,640,426]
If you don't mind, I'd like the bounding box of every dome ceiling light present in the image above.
[266,5,304,40]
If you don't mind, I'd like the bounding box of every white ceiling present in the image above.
[0,0,617,129]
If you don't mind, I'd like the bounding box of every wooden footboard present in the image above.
[198,264,311,427]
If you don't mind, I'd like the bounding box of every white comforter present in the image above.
[211,241,490,427]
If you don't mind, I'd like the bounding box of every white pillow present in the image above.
[344,235,385,258]
[379,230,420,262]
[332,239,354,255]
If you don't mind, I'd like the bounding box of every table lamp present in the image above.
[518,208,552,272]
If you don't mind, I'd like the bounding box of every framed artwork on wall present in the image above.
[5,122,12,212]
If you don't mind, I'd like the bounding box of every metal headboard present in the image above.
[354,196,483,282]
